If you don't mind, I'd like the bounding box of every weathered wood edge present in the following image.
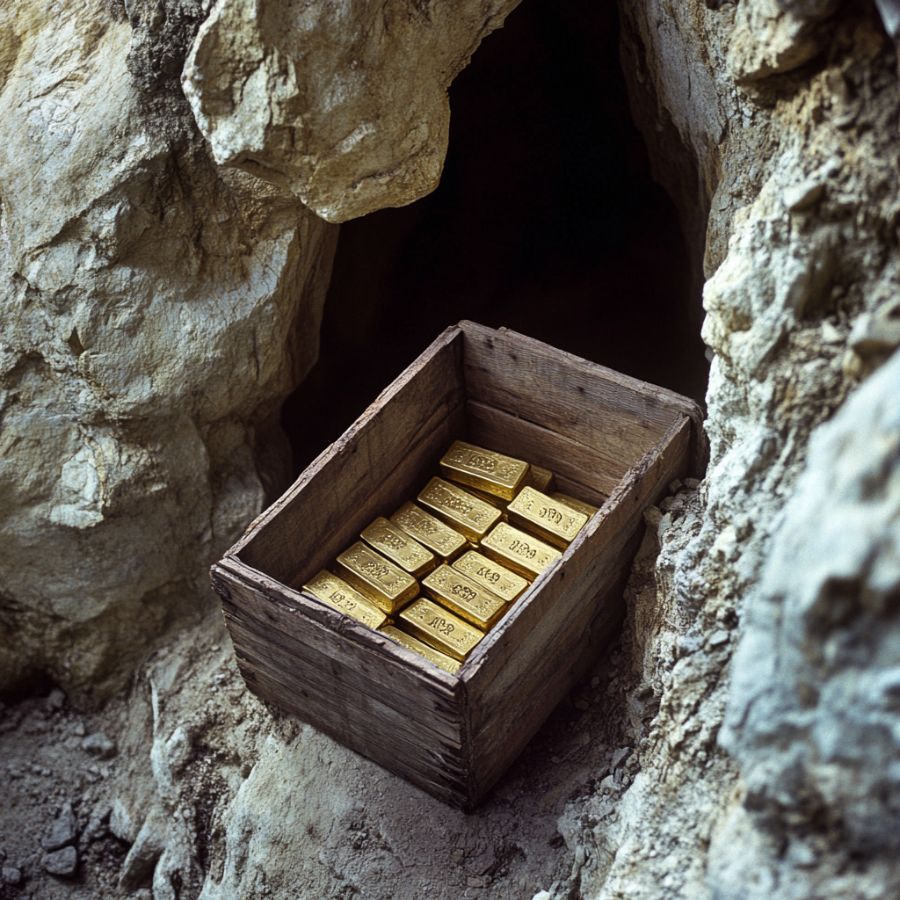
[211,556,461,694]
[458,319,708,473]
[226,324,465,559]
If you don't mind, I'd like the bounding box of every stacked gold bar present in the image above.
[302,439,603,674]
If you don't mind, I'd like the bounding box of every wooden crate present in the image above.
[210,321,704,808]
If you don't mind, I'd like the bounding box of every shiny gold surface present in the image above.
[451,550,529,604]
[481,522,562,580]
[417,477,501,543]
[552,492,600,518]
[398,598,483,661]
[508,486,589,549]
[380,625,460,674]
[361,516,435,577]
[527,465,556,493]
[335,542,418,613]
[390,502,467,561]
[422,564,507,630]
[303,571,388,629]
[439,440,529,500]
[467,486,508,512]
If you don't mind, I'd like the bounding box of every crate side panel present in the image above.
[237,331,465,586]
[462,417,693,803]
[459,321,693,487]
[466,400,615,501]
[212,562,464,741]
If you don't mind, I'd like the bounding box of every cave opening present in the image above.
[282,1,707,474]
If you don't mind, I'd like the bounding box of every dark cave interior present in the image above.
[282,1,707,474]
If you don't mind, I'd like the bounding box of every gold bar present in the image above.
[451,550,529,604]
[467,486,508,512]
[527,465,556,493]
[303,571,388,629]
[335,542,418,613]
[507,486,589,549]
[552,492,600,518]
[361,516,436,577]
[380,625,460,675]
[398,598,483,661]
[439,440,529,501]
[422,564,507,630]
[417,477,501,543]
[481,522,562,580]
[390,502,467,562]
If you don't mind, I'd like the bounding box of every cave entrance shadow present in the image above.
[282,0,708,475]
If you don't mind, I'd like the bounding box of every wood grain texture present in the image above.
[235,326,466,586]
[460,320,706,482]
[460,416,693,804]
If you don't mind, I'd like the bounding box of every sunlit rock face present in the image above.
[0,0,337,702]
[181,0,521,222]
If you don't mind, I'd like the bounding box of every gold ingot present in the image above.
[481,522,562,580]
[361,516,436,577]
[380,625,460,675]
[439,440,529,501]
[422,564,507,630]
[552,492,600,518]
[467,486,508,512]
[390,502,467,562]
[508,486,589,549]
[417,477,501,543]
[398,598,483,661]
[335,542,418,614]
[527,465,556,493]
[451,550,529,604]
[303,571,388,629]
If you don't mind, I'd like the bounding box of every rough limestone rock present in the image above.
[0,0,337,701]
[181,0,521,221]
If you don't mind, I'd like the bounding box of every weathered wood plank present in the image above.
[461,416,693,804]
[466,399,618,501]
[460,321,705,484]
[234,326,466,586]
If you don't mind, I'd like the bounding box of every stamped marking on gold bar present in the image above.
[481,522,562,580]
[335,542,418,613]
[390,502,467,561]
[362,517,436,577]
[552,492,600,518]
[508,486,589,549]
[422,564,507,630]
[303,571,388,629]
[380,625,460,675]
[398,598,483,661]
[417,477,501,543]
[439,440,529,500]
[451,550,529,604]
[527,465,556,494]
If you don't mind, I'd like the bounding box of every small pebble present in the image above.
[45,689,66,712]
[81,732,116,759]
[708,630,730,648]
[1,866,23,886]
[41,802,77,851]
[42,846,77,877]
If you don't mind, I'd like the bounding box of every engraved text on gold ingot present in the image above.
[380,625,461,674]
[508,486,589,548]
[481,522,562,580]
[398,598,483,661]
[390,502,467,561]
[422,564,507,630]
[439,440,529,500]
[303,571,388,629]
[451,550,529,604]
[417,477,501,543]
[552,492,600,518]
[335,542,418,613]
[361,516,435,577]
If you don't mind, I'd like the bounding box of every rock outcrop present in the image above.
[0,0,337,702]
[182,0,521,221]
